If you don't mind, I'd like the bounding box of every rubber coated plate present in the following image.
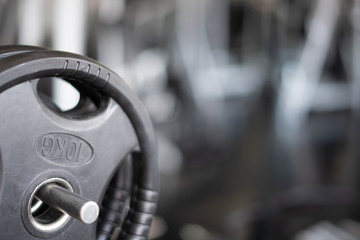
[0,51,139,239]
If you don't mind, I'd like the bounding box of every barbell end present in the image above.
[79,201,100,224]
[36,183,100,224]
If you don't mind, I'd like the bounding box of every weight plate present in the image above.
[0,45,134,239]
[0,48,158,240]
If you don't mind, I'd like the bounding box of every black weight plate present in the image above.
[0,49,157,239]
[0,46,134,239]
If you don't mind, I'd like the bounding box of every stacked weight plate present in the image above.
[0,45,159,240]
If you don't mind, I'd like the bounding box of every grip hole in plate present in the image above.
[36,77,109,118]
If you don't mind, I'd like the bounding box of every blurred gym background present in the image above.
[2,0,360,239]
